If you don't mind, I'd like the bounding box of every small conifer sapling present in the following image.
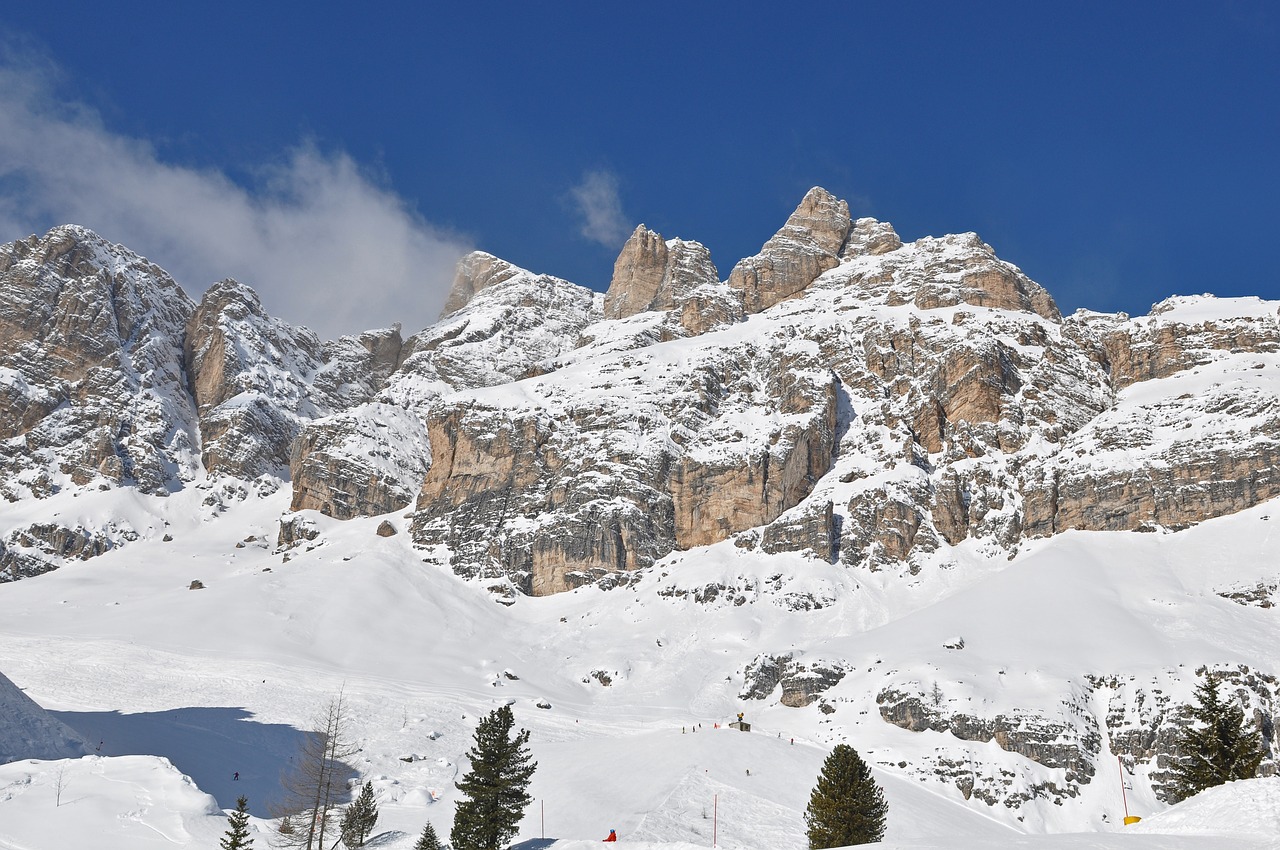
[221,795,254,850]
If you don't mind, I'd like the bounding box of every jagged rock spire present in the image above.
[726,186,852,314]
[603,224,719,320]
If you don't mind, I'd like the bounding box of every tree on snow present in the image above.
[272,692,358,850]
[413,822,445,850]
[450,704,537,850]
[1169,672,1266,802]
[804,743,887,848]
[220,795,254,850]
[340,780,379,847]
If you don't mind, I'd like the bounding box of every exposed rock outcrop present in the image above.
[393,258,601,398]
[758,500,837,560]
[0,225,199,498]
[412,332,839,595]
[5,193,1280,602]
[740,653,848,707]
[1020,344,1280,536]
[878,685,1100,792]
[185,280,328,480]
[0,520,138,582]
[439,251,523,318]
[289,402,430,519]
[726,187,851,314]
[840,217,902,259]
[603,225,721,320]
[1080,296,1280,389]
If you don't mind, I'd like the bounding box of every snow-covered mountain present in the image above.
[0,189,1277,848]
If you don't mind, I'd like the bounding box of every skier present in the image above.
[604,828,618,842]
[233,771,240,781]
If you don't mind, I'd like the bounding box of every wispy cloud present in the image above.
[569,170,632,248]
[0,49,471,339]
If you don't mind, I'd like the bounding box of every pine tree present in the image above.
[413,822,445,850]
[340,781,379,847]
[220,795,254,850]
[450,704,537,850]
[804,744,887,848]
[1169,673,1266,802]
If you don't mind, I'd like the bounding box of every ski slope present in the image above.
[0,481,1277,848]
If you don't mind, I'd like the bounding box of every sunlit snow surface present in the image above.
[0,473,1277,848]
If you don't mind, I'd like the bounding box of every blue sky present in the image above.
[0,2,1276,337]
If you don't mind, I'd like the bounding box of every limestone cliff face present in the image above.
[186,281,404,484]
[670,353,839,549]
[412,333,839,596]
[395,257,601,393]
[185,280,328,480]
[289,402,429,519]
[1079,295,1280,389]
[402,188,1280,592]
[6,192,1280,600]
[825,230,1061,321]
[726,186,851,314]
[289,255,600,519]
[603,225,721,320]
[1020,301,1280,536]
[438,251,523,318]
[0,225,199,498]
[840,217,903,259]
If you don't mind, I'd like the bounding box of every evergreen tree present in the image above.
[340,781,379,847]
[804,744,887,848]
[450,705,537,850]
[413,822,445,850]
[1169,673,1266,802]
[220,795,254,850]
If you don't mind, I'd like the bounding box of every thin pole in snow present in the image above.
[1117,755,1130,819]
[541,799,545,839]
[713,793,718,847]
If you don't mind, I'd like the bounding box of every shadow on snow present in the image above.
[52,705,355,816]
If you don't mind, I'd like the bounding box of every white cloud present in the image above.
[569,170,632,248]
[0,54,471,339]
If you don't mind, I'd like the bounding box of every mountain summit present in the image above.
[0,190,1276,825]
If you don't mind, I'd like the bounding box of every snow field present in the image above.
[0,466,1278,847]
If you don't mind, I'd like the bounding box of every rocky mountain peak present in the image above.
[603,225,667,319]
[439,251,523,318]
[840,217,903,258]
[780,186,853,255]
[194,278,268,323]
[602,224,720,321]
[0,225,199,500]
[822,229,1061,322]
[726,186,852,314]
[185,279,319,415]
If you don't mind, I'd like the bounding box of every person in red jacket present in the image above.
[604,828,618,842]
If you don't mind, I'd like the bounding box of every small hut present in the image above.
[729,712,751,732]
